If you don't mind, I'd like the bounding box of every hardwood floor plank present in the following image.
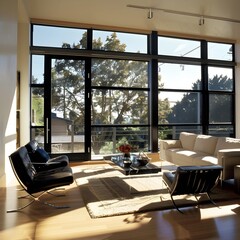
[0,161,240,240]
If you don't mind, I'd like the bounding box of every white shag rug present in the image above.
[73,163,239,218]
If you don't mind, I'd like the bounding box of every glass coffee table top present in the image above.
[110,154,161,175]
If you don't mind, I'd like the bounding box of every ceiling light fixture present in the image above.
[148,8,153,19]
[199,16,205,26]
[127,4,240,24]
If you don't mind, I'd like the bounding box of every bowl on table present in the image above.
[136,153,151,166]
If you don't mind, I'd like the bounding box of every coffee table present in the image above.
[110,154,161,175]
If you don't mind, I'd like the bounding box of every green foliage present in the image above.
[167,74,232,124]
[51,32,171,153]
[32,32,172,154]
[32,96,44,125]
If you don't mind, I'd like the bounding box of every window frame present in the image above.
[30,23,236,157]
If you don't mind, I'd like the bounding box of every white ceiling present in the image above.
[21,0,240,41]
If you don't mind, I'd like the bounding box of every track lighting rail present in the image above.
[127,4,240,24]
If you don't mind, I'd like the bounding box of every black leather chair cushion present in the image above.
[163,165,223,196]
[9,146,74,194]
[25,140,69,172]
[29,169,74,194]
[10,146,37,187]
[162,165,223,212]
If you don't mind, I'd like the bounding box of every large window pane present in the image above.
[159,126,202,140]
[32,25,87,49]
[31,55,44,84]
[208,125,234,137]
[91,126,149,155]
[92,59,148,88]
[92,89,149,125]
[93,30,148,53]
[158,36,200,58]
[208,42,233,61]
[31,128,44,147]
[208,67,233,91]
[159,92,201,124]
[31,87,44,126]
[209,94,233,123]
[51,58,85,154]
[158,63,201,90]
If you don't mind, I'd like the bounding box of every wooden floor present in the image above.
[1,161,240,240]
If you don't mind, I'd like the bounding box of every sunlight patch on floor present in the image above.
[200,204,239,220]
[34,210,151,240]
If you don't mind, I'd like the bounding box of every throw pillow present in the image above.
[193,135,218,155]
[30,147,50,163]
[179,132,197,150]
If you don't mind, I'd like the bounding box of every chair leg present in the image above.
[206,192,218,207]
[7,199,36,213]
[163,180,184,213]
[18,194,31,199]
[170,194,184,214]
[194,193,219,209]
[194,195,200,206]
[47,188,66,197]
[7,191,70,213]
[17,188,66,199]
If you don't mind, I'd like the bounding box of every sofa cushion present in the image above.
[193,155,218,165]
[179,132,197,150]
[193,135,218,155]
[167,149,197,165]
[214,137,240,156]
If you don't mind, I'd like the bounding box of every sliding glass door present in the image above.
[44,56,90,160]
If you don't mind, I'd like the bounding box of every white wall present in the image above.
[18,0,30,146]
[0,0,18,182]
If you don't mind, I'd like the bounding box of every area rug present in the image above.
[73,163,240,218]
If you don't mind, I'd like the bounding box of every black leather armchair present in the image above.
[25,140,69,172]
[163,165,223,213]
[7,146,74,212]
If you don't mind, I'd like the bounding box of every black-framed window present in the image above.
[208,42,233,61]
[91,58,150,154]
[92,30,148,54]
[158,63,202,90]
[208,66,234,125]
[157,39,235,140]
[158,36,201,58]
[30,23,235,156]
[32,24,87,49]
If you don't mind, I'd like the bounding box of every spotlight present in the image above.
[199,16,205,26]
[148,9,153,19]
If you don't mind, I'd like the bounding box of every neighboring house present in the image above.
[51,112,71,136]
[41,113,85,153]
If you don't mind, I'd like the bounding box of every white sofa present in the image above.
[160,132,240,180]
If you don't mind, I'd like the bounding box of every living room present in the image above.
[1,0,240,239]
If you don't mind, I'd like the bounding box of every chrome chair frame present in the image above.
[163,165,223,213]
